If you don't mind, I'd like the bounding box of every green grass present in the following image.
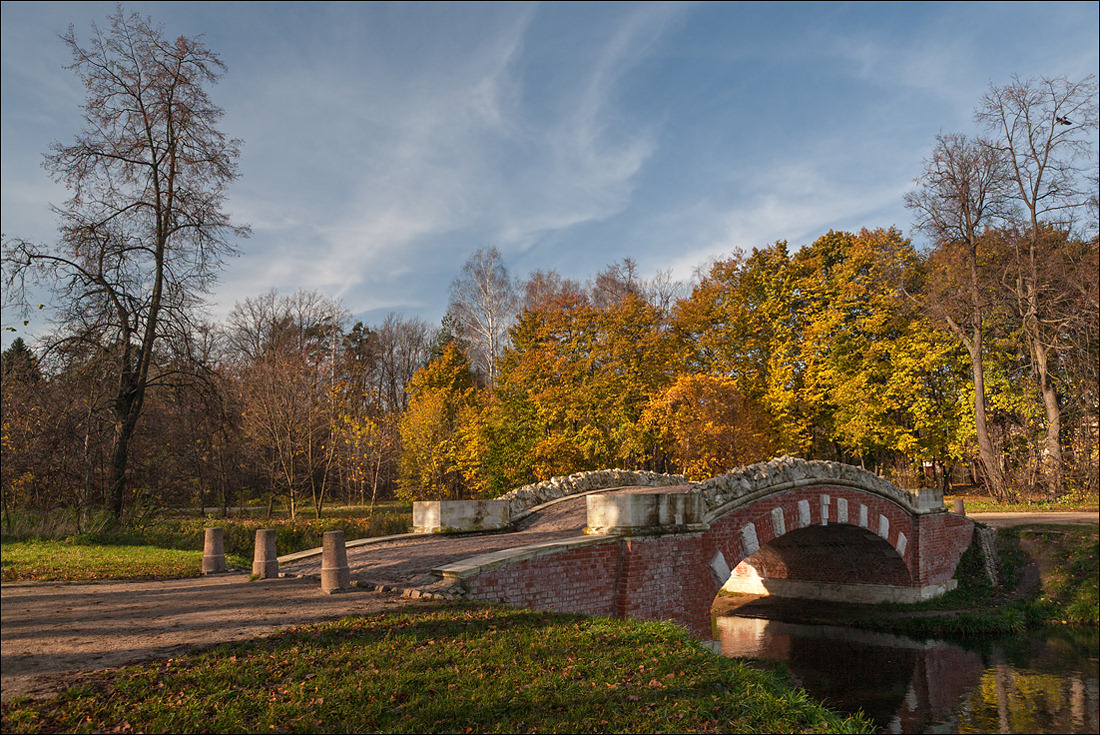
[0,539,250,582]
[0,604,873,734]
[1014,525,1099,625]
[854,523,1099,637]
[943,494,1098,513]
[0,503,413,582]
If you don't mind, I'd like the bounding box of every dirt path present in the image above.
[967,511,1098,527]
[0,574,430,704]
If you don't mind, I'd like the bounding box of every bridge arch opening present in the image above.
[721,523,913,601]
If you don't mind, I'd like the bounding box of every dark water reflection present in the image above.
[716,616,1099,734]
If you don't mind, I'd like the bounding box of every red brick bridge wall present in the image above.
[448,471,974,638]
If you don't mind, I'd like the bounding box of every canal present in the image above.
[716,614,1099,733]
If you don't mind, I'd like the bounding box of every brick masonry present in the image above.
[449,481,974,638]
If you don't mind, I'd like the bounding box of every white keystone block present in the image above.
[896,532,907,556]
[798,499,811,528]
[837,498,848,524]
[709,551,731,585]
[878,514,890,539]
[771,506,786,537]
[740,523,760,556]
[819,494,830,525]
[859,504,869,528]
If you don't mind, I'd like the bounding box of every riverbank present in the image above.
[715,522,1099,636]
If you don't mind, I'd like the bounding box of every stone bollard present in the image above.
[252,529,279,579]
[202,527,227,574]
[320,530,351,593]
[953,498,966,516]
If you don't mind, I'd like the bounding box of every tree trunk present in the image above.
[107,409,140,520]
[966,334,1007,499]
[1031,338,1064,495]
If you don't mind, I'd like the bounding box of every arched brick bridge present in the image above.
[282,458,974,639]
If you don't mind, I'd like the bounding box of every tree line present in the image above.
[2,10,1097,525]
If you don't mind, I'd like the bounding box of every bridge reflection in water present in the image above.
[716,615,1099,734]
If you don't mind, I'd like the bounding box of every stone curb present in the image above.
[432,534,616,581]
[276,532,421,564]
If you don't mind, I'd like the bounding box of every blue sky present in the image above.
[3,2,1098,345]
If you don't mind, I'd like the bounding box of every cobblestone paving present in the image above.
[281,485,692,586]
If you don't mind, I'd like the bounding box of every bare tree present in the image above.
[977,75,1099,493]
[521,269,584,312]
[448,247,517,385]
[357,312,431,415]
[905,133,1013,497]
[227,290,346,519]
[591,258,644,310]
[2,8,247,519]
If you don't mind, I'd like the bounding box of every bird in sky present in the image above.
[1055,116,1073,125]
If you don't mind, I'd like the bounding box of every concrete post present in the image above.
[252,529,279,579]
[202,527,226,574]
[953,498,966,516]
[320,530,351,593]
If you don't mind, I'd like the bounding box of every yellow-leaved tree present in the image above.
[397,342,483,500]
[643,374,776,480]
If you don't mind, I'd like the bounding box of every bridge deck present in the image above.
[280,485,692,586]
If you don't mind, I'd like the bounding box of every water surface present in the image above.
[717,615,1099,734]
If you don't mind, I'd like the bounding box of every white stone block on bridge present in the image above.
[798,499,811,528]
[413,500,510,533]
[584,490,704,535]
[770,506,785,537]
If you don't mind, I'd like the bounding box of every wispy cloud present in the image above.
[219,3,685,316]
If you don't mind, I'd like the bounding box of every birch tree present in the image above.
[448,247,517,385]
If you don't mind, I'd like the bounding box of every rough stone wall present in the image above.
[497,469,690,518]
[698,456,933,520]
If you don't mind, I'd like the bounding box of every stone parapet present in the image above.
[585,490,706,535]
[412,499,510,533]
[496,469,691,519]
[698,456,944,521]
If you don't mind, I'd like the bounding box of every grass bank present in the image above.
[943,493,1098,514]
[857,523,1098,638]
[0,604,873,734]
[0,504,412,582]
[0,540,251,582]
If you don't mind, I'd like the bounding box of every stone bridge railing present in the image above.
[498,469,690,518]
[413,459,944,534]
[413,469,689,533]
[697,456,944,523]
